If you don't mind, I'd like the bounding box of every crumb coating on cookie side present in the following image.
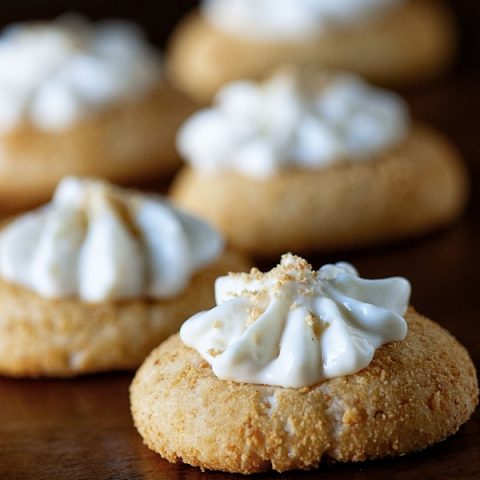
[0,250,248,377]
[130,309,478,473]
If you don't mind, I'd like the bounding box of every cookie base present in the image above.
[0,82,195,212]
[0,250,249,377]
[170,125,468,258]
[167,0,456,102]
[130,309,478,473]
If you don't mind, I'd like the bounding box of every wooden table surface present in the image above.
[0,72,478,479]
[0,2,479,477]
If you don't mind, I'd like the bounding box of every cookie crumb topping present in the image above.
[181,254,410,388]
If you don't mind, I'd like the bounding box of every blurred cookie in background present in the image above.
[170,67,468,258]
[167,0,457,103]
[0,14,195,212]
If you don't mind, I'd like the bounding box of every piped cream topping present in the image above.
[0,177,223,302]
[0,14,161,133]
[180,254,410,388]
[202,0,405,41]
[177,69,410,180]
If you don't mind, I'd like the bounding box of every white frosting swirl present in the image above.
[0,177,223,302]
[0,15,161,133]
[180,254,410,388]
[177,69,410,179]
[202,0,405,41]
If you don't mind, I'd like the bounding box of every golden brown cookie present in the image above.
[170,125,468,258]
[0,82,195,212]
[0,250,249,377]
[167,0,456,103]
[130,308,478,474]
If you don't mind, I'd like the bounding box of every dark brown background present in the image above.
[0,0,477,67]
[0,2,479,479]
